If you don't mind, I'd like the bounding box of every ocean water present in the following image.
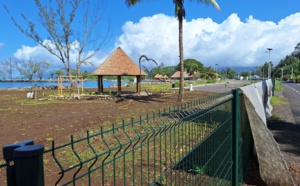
[0,81,125,89]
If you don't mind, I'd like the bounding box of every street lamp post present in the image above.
[215,64,218,81]
[266,48,273,79]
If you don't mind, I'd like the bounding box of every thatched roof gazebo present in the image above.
[92,47,146,95]
[154,74,163,79]
[171,71,190,79]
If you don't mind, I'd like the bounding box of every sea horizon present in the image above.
[0,80,125,89]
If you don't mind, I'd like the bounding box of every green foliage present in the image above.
[55,69,64,77]
[200,66,216,80]
[220,68,237,79]
[270,96,286,106]
[270,114,282,119]
[240,71,250,77]
[206,79,216,84]
[81,70,96,80]
[274,80,282,91]
[150,65,177,78]
[173,81,189,87]
[177,58,204,72]
[272,43,300,79]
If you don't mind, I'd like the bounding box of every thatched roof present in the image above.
[171,71,190,78]
[163,75,168,79]
[154,74,163,79]
[92,47,146,76]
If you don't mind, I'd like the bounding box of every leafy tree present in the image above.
[177,58,204,79]
[150,66,176,78]
[200,66,215,79]
[5,0,109,87]
[55,69,64,77]
[255,62,272,79]
[16,58,38,80]
[81,70,96,79]
[125,0,220,102]
[240,71,250,77]
[220,67,237,79]
[272,44,300,80]
[0,57,16,79]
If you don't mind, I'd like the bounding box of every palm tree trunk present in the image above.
[177,7,184,102]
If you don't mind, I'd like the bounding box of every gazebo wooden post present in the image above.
[97,75,103,94]
[117,76,121,96]
[136,75,141,94]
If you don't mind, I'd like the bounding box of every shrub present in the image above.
[206,79,216,84]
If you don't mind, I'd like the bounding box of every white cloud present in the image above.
[11,12,300,74]
[13,40,103,72]
[14,44,61,68]
[115,13,300,69]
[0,42,4,48]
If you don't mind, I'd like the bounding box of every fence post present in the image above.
[2,141,44,186]
[232,89,240,186]
[14,145,45,186]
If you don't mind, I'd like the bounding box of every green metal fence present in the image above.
[1,89,253,186]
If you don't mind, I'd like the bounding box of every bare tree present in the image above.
[0,57,16,80]
[0,69,4,79]
[4,0,109,86]
[37,61,51,80]
[17,58,38,81]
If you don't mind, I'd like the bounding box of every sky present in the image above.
[1,0,300,77]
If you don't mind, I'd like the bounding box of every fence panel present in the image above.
[1,90,254,186]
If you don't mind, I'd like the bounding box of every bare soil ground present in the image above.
[1,87,299,185]
[0,87,214,157]
[0,87,216,185]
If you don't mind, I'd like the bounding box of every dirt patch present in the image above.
[0,88,214,155]
[0,87,216,185]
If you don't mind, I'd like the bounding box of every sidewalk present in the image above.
[267,91,300,185]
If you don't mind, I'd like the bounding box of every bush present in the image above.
[173,82,189,87]
[275,81,282,91]
[206,79,216,84]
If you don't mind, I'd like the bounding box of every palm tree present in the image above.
[125,0,220,102]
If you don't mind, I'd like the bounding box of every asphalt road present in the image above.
[193,79,249,93]
[282,82,300,124]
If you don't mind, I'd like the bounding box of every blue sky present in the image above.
[1,0,300,77]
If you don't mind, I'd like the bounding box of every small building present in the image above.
[171,71,191,80]
[92,47,146,95]
[154,74,164,80]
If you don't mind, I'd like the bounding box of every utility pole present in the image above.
[215,64,218,81]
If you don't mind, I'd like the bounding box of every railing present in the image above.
[1,90,253,186]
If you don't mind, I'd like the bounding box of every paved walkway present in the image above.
[192,79,250,93]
